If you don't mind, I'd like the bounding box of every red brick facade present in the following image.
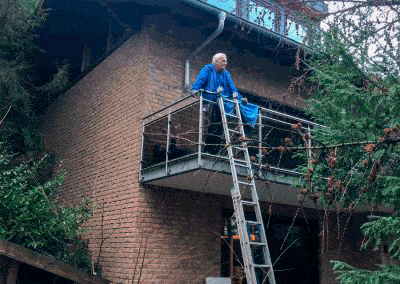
[44,30,226,283]
[44,24,380,283]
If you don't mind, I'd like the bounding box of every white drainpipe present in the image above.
[184,11,226,89]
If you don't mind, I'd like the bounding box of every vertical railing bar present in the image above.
[139,121,146,181]
[307,124,312,166]
[166,108,171,175]
[258,111,262,177]
[198,94,204,166]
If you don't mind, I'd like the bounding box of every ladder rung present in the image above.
[249,241,267,246]
[234,158,247,163]
[233,146,245,151]
[234,164,250,169]
[228,129,241,134]
[225,113,238,118]
[252,264,272,268]
[237,181,251,185]
[246,220,261,225]
[241,200,257,206]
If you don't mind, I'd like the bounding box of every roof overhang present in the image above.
[92,0,313,52]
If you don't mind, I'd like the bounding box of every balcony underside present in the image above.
[141,153,318,208]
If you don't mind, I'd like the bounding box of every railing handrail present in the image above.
[199,90,324,128]
[259,107,325,128]
[142,94,195,121]
[143,89,325,129]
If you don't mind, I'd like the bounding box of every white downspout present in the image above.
[184,11,226,89]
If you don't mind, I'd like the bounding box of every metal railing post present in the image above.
[307,124,312,164]
[139,121,146,181]
[166,108,171,175]
[258,111,262,177]
[198,93,204,166]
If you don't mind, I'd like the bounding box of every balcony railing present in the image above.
[140,91,323,186]
[302,0,328,13]
[201,0,327,46]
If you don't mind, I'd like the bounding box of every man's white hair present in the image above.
[212,53,227,64]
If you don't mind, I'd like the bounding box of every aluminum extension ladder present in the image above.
[218,95,276,284]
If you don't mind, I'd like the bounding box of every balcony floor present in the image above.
[140,153,318,208]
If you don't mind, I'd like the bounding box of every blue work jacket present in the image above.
[192,64,259,126]
[192,64,243,101]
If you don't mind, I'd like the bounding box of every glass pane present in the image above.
[249,1,276,31]
[169,103,200,159]
[142,117,168,168]
[207,0,237,14]
[287,19,307,43]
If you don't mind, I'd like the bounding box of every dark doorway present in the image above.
[267,215,319,284]
[221,209,319,284]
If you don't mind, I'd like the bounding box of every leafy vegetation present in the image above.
[296,1,400,282]
[0,146,91,269]
[0,0,69,154]
[0,0,91,271]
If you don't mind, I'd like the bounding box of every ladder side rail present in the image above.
[233,98,276,284]
[233,100,259,197]
[232,195,257,283]
[252,195,276,284]
[218,96,257,283]
[218,96,240,190]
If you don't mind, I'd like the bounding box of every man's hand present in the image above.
[241,97,248,103]
[191,90,199,97]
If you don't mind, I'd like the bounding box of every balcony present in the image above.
[140,92,323,208]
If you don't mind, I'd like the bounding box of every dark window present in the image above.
[221,209,319,283]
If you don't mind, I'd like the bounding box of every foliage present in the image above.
[0,0,91,272]
[293,1,400,283]
[0,0,69,154]
[331,261,400,284]
[0,145,92,270]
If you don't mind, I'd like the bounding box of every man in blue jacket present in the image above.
[192,53,247,103]
[192,53,248,154]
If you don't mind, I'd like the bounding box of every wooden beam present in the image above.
[0,240,109,284]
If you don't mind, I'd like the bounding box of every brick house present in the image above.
[43,0,382,283]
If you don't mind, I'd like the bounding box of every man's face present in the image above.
[215,56,228,72]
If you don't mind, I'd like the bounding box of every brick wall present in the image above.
[44,30,224,283]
